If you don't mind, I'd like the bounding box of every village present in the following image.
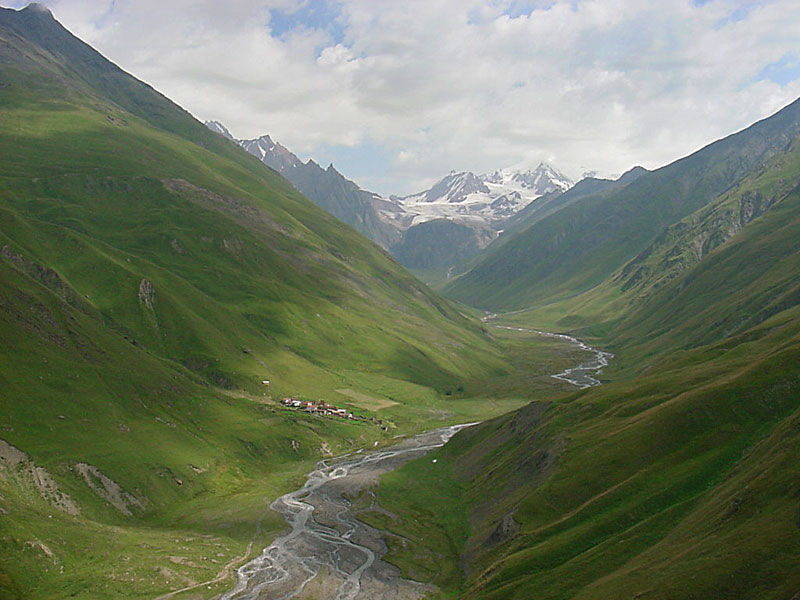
[279,397,390,430]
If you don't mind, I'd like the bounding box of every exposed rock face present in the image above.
[617,184,791,296]
[0,439,80,515]
[391,219,496,271]
[394,164,574,228]
[74,463,145,516]
[138,278,155,309]
[485,512,520,546]
[204,123,402,249]
[0,439,28,469]
[418,171,490,204]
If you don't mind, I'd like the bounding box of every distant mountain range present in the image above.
[205,120,580,274]
[4,5,800,600]
[0,7,510,598]
[385,163,573,229]
[376,96,800,600]
[445,95,800,310]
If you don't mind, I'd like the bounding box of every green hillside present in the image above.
[368,198,800,599]
[363,97,800,598]
[391,218,496,282]
[500,131,800,376]
[4,4,800,600]
[0,6,526,598]
[444,96,800,310]
[386,309,800,599]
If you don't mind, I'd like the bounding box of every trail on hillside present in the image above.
[218,424,475,600]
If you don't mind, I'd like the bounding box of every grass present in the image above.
[368,306,800,600]
[355,452,471,595]
[345,326,599,596]
[3,8,800,600]
[444,97,800,311]
[0,11,526,598]
[364,135,800,598]
[334,388,399,411]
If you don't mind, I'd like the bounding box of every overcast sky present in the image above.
[5,0,800,194]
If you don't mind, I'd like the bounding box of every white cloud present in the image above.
[5,0,800,194]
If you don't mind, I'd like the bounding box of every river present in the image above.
[218,424,476,600]
[217,321,610,599]
[492,324,613,388]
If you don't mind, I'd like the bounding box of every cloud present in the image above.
[5,0,800,194]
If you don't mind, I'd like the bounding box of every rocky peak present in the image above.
[204,120,234,141]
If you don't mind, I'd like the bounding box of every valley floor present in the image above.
[0,325,587,600]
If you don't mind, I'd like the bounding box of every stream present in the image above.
[493,325,613,388]
[217,320,611,599]
[218,424,476,600]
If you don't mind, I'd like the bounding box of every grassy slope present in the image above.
[444,96,800,311]
[0,7,525,598]
[501,133,800,378]
[370,306,800,600]
[350,325,595,597]
[365,106,800,598]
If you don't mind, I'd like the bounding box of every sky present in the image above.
[4,0,800,195]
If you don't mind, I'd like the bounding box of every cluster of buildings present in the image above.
[280,398,355,419]
[279,397,391,431]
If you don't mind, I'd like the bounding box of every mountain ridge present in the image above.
[0,7,521,598]
[363,98,800,600]
[385,163,574,229]
[445,95,800,309]
[205,121,402,248]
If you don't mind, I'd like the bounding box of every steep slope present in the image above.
[445,97,800,310]
[0,3,509,399]
[390,218,496,274]
[607,179,800,374]
[504,131,800,375]
[508,167,647,232]
[444,311,800,600]
[205,123,402,248]
[384,164,576,284]
[366,150,800,599]
[0,6,514,598]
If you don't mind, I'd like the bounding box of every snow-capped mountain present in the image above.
[205,119,580,273]
[382,163,573,228]
[403,171,490,204]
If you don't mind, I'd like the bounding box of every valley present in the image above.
[1,3,799,600]
[219,424,472,600]
[217,327,600,600]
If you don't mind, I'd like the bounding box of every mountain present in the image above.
[387,163,573,228]
[393,167,648,290]
[205,119,235,141]
[445,97,800,310]
[389,219,496,276]
[0,6,513,597]
[205,123,402,248]
[405,171,490,204]
[206,123,578,279]
[361,104,800,600]
[383,163,574,280]
[497,166,649,242]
